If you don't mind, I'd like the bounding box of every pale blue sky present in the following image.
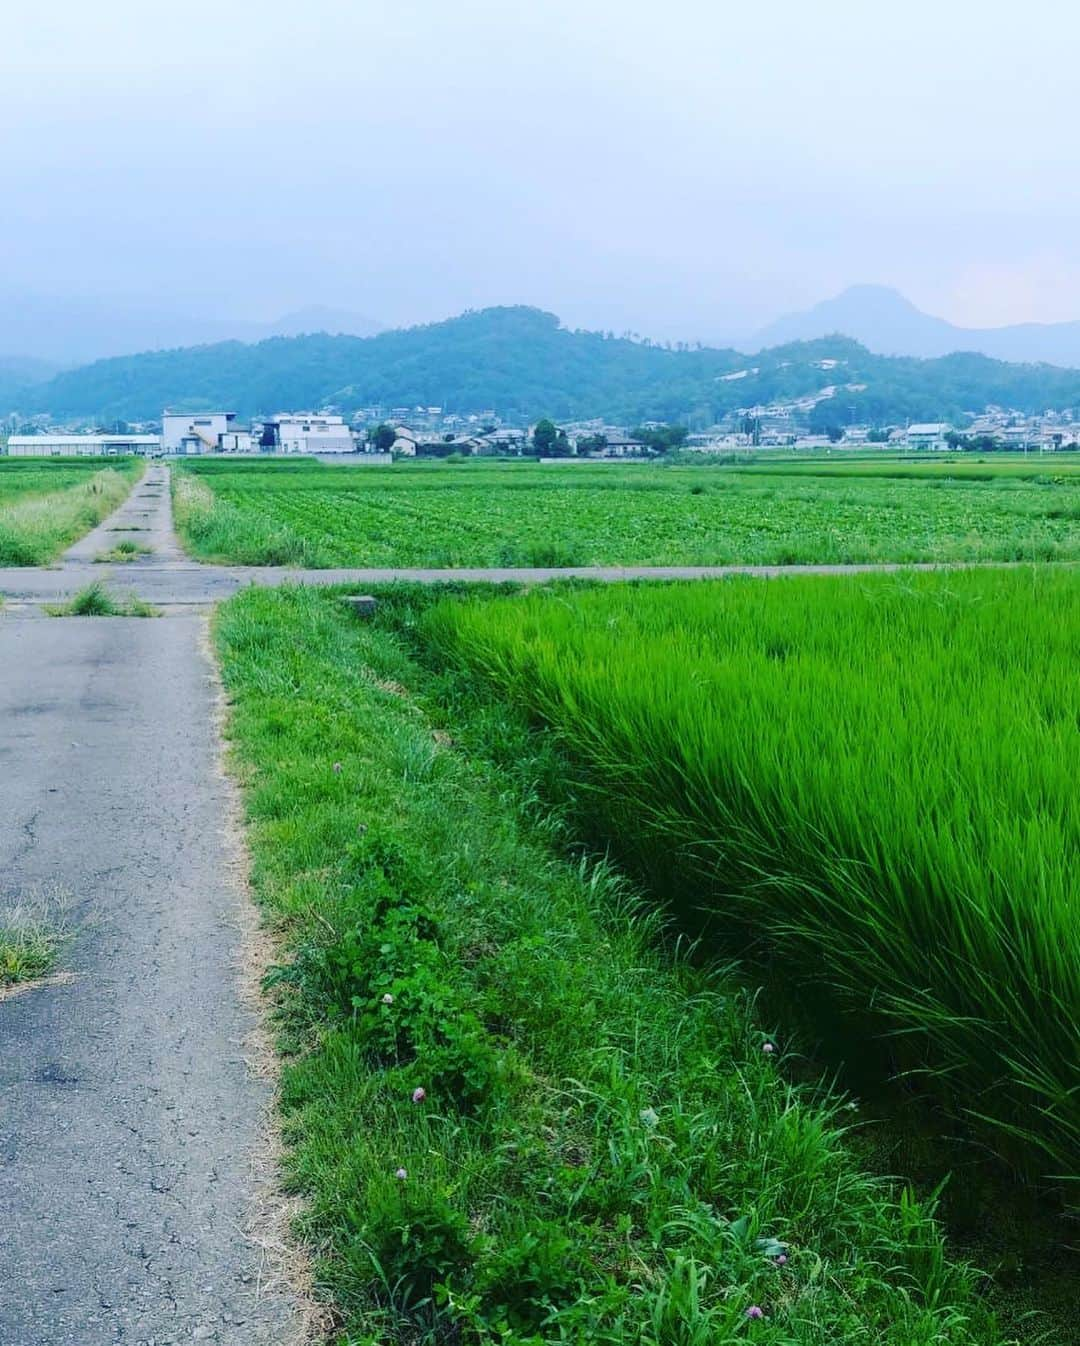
[1,0,1077,340]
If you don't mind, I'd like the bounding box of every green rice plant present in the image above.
[420,568,1080,1193]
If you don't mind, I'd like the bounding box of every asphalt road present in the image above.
[0,616,299,1343]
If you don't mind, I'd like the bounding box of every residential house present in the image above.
[905,423,952,450]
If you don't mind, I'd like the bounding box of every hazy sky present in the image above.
[3,0,1079,340]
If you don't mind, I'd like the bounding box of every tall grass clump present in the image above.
[0,462,142,564]
[0,900,64,986]
[421,569,1080,1193]
[172,468,329,566]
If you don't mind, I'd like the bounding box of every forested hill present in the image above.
[12,305,1080,425]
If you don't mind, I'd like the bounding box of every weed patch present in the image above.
[94,540,151,563]
[46,581,160,617]
[0,894,66,988]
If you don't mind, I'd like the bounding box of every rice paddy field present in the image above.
[0,457,143,564]
[214,583,1019,1345]
[174,455,1080,568]
[420,569,1080,1195]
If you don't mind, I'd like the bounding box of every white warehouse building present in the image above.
[260,413,354,454]
[162,410,251,454]
[5,433,161,457]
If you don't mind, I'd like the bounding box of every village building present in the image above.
[5,433,161,457]
[162,411,240,454]
[259,413,354,454]
[390,425,418,456]
[905,422,952,450]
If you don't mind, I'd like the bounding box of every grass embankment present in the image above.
[177,455,1080,568]
[0,459,143,564]
[420,571,1080,1198]
[172,467,328,565]
[215,584,1006,1345]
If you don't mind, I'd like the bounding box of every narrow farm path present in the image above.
[62,459,187,563]
[0,614,302,1342]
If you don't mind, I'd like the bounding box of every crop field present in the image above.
[213,583,1010,1345]
[420,569,1080,1194]
[175,456,1080,567]
[0,458,143,564]
[730,452,1080,481]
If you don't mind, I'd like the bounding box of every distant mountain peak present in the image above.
[752,286,1080,367]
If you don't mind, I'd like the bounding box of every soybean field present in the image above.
[173,456,1080,567]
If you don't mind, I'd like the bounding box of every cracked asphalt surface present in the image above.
[0,472,300,1343]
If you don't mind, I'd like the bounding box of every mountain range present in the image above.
[10,305,1080,429]
[752,284,1080,367]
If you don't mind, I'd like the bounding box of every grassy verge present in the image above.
[173,468,329,566]
[0,461,143,564]
[214,583,1008,1345]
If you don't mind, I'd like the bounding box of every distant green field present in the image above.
[0,458,121,505]
[0,458,143,564]
[175,456,1080,567]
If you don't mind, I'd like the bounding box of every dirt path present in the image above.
[0,614,302,1342]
